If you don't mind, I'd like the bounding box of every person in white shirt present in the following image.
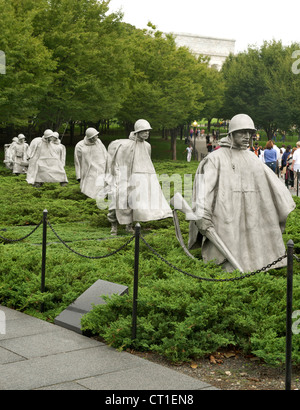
[185,144,193,162]
[292,141,300,172]
[273,143,281,175]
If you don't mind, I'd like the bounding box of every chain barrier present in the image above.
[294,254,300,263]
[47,220,135,259]
[1,217,299,275]
[140,233,288,282]
[0,221,43,242]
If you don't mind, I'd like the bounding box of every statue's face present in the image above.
[137,130,149,141]
[232,130,252,149]
[87,135,98,143]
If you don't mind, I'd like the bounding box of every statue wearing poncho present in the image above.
[10,134,29,175]
[74,128,108,199]
[105,119,172,235]
[188,114,296,272]
[26,129,68,187]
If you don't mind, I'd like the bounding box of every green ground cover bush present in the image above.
[0,142,300,366]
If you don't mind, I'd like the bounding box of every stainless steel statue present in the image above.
[192,129,207,161]
[10,134,29,175]
[26,129,68,187]
[105,119,172,235]
[74,127,108,199]
[52,132,67,168]
[3,137,18,170]
[174,114,296,272]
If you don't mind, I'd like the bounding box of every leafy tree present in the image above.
[287,42,300,137]
[221,41,295,139]
[28,0,131,134]
[0,0,54,129]
[198,65,225,131]
[117,25,206,159]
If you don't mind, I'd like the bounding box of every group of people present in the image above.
[2,114,296,274]
[185,125,300,193]
[249,140,300,189]
[185,129,221,162]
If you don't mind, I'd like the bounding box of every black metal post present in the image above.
[41,209,48,313]
[286,239,294,390]
[132,223,141,342]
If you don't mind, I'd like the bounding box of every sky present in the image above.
[108,0,300,53]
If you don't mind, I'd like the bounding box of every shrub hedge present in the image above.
[0,152,299,365]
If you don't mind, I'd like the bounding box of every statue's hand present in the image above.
[196,218,214,235]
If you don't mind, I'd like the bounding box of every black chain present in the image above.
[140,234,287,282]
[0,218,298,279]
[47,220,135,259]
[0,221,43,242]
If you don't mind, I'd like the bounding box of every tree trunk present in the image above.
[207,118,212,132]
[70,120,75,145]
[171,128,177,160]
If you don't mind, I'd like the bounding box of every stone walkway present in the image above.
[0,305,218,391]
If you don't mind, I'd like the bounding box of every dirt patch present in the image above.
[130,349,300,390]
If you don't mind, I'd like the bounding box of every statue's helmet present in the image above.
[17,134,26,140]
[133,119,152,134]
[228,114,256,134]
[85,127,99,139]
[43,129,55,139]
[53,132,59,139]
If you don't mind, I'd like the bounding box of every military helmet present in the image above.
[85,127,99,139]
[228,114,256,134]
[17,134,26,140]
[133,119,152,134]
[43,129,55,139]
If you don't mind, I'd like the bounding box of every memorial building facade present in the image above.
[171,32,236,70]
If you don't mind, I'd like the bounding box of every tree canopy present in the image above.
[0,0,222,146]
[221,40,300,139]
[3,1,298,147]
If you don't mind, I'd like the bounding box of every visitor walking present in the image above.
[282,146,294,188]
[263,140,278,173]
[291,141,300,189]
[185,144,193,162]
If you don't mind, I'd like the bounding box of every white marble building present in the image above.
[171,32,235,70]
